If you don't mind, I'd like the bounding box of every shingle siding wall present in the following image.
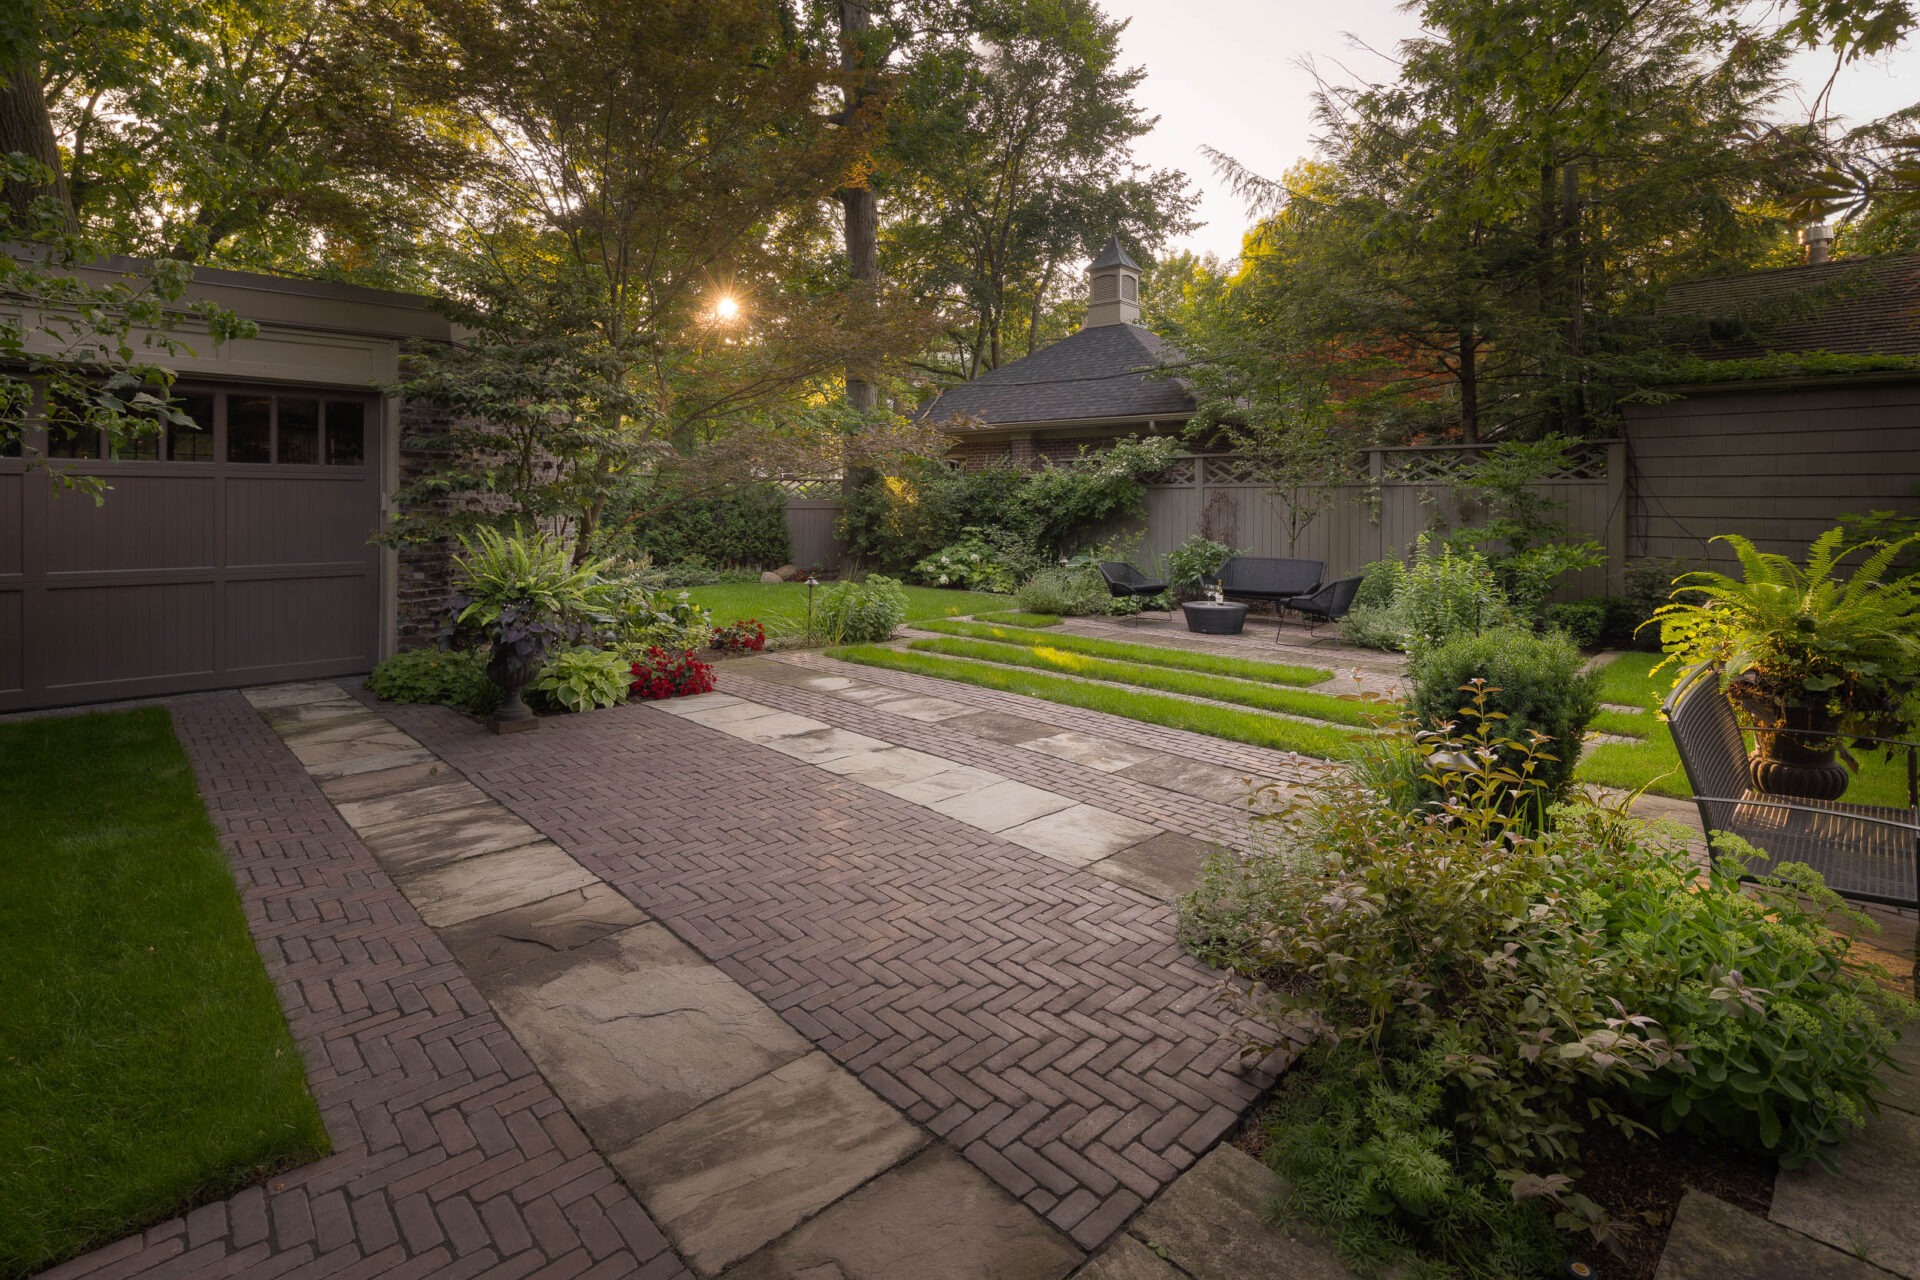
[1622,379,1920,565]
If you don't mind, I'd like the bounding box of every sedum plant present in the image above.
[1652,529,1920,740]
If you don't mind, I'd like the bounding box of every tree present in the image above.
[1206,0,1798,443]
[883,0,1197,380]
[389,0,929,560]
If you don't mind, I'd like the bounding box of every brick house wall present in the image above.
[393,398,460,650]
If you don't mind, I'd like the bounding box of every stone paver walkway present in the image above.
[47,691,686,1280]
[375,678,1294,1255]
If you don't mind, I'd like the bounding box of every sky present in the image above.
[1095,0,1917,265]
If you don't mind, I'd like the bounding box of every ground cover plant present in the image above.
[1180,697,1912,1277]
[903,636,1379,726]
[914,619,1331,685]
[364,647,501,715]
[829,644,1364,757]
[1574,652,1915,806]
[0,710,327,1277]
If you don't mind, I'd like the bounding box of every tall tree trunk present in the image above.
[0,41,77,234]
[1560,162,1585,436]
[1458,328,1479,445]
[838,0,878,418]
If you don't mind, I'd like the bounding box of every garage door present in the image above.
[0,384,383,711]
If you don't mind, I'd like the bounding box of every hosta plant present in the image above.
[529,647,632,713]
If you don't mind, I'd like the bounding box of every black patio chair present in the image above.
[1664,661,1920,912]
[1097,561,1173,621]
[1282,575,1364,638]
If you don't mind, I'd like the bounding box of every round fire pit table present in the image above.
[1180,600,1249,635]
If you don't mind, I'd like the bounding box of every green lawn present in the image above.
[913,620,1333,686]
[830,644,1364,758]
[681,582,1008,636]
[971,611,1063,628]
[1574,652,1917,807]
[0,710,328,1277]
[904,636,1380,727]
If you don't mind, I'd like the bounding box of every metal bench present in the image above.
[1218,556,1323,605]
[1664,661,1920,910]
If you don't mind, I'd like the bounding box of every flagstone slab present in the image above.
[1001,804,1161,867]
[614,1051,927,1276]
[875,694,980,723]
[1113,756,1265,806]
[725,711,835,743]
[676,701,792,728]
[1876,1027,1920,1117]
[305,746,438,780]
[761,727,893,765]
[395,841,600,928]
[943,710,1064,746]
[720,1145,1082,1280]
[317,759,450,802]
[440,882,650,981]
[1770,1104,1920,1276]
[1130,1146,1353,1280]
[883,764,1008,806]
[836,684,917,706]
[1089,833,1219,901]
[260,700,377,731]
[649,692,748,717]
[1019,731,1158,774]
[1658,1191,1885,1280]
[272,712,402,745]
[333,779,491,829]
[358,802,547,873]
[801,676,858,692]
[1072,1235,1182,1280]
[242,680,357,709]
[816,746,955,789]
[931,779,1078,833]
[486,923,811,1147]
[284,728,422,767]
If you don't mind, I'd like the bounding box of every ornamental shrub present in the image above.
[711,619,767,652]
[1542,598,1607,647]
[1397,538,1516,657]
[367,647,500,715]
[1014,566,1111,617]
[1164,534,1238,600]
[619,482,792,569]
[816,575,908,644]
[910,531,1020,593]
[1179,701,1912,1273]
[628,647,716,700]
[530,647,632,713]
[1409,626,1598,804]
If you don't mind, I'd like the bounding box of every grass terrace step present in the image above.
[915,620,1333,687]
[968,611,1063,628]
[829,644,1365,759]
[905,636,1382,728]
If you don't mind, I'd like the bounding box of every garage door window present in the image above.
[228,395,274,463]
[166,393,216,461]
[325,401,365,466]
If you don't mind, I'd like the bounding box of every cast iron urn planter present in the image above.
[486,641,541,734]
[1729,678,1850,802]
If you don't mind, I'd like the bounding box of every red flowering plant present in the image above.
[629,646,716,700]
[711,618,767,653]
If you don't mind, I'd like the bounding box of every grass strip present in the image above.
[0,709,328,1276]
[970,610,1062,628]
[915,619,1332,687]
[907,636,1380,727]
[830,644,1363,759]
[1573,652,1916,806]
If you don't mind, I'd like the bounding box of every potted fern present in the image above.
[1652,529,1920,800]
[449,527,603,733]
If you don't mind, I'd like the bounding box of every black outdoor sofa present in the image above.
[1664,661,1920,911]
[1217,556,1324,607]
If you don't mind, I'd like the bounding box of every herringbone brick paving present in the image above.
[379,690,1296,1248]
[772,649,1346,787]
[722,667,1261,847]
[44,693,689,1280]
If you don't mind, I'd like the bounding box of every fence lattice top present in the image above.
[1147,441,1615,488]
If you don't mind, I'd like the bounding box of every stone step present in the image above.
[1656,1190,1888,1279]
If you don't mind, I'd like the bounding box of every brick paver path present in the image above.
[46,694,687,1280]
[380,688,1290,1248]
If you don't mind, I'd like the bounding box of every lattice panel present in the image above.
[1149,457,1196,485]
[771,477,843,499]
[1383,442,1609,484]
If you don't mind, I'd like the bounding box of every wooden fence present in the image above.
[1122,440,1627,597]
[777,478,846,572]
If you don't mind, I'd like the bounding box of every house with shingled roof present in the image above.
[917,235,1196,469]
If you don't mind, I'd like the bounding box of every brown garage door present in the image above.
[0,384,383,711]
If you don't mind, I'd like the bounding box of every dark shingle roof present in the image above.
[918,324,1195,430]
[1661,253,1920,359]
[1088,235,1140,271]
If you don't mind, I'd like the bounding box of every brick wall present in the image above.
[394,398,459,650]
